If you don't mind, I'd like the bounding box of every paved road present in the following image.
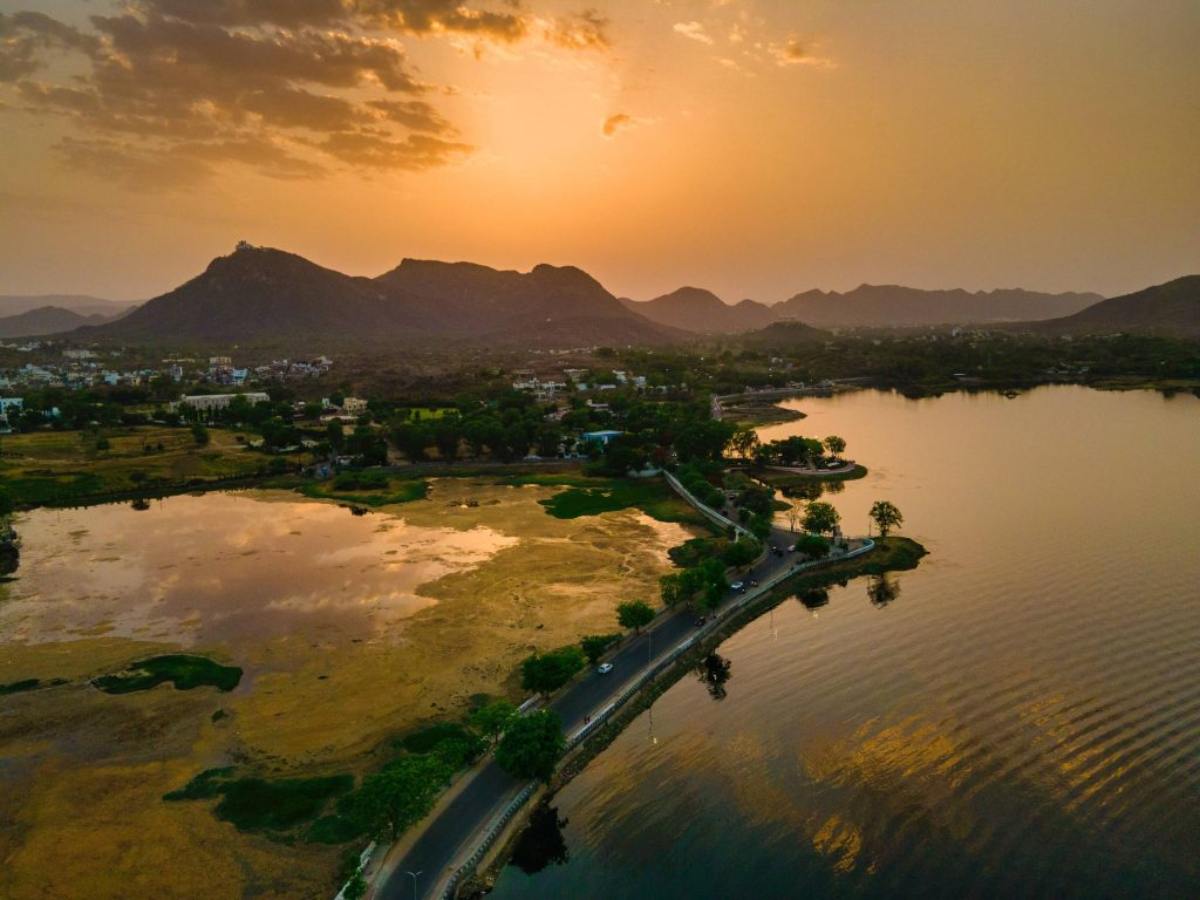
[376,522,807,900]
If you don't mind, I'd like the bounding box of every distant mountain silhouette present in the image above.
[89,244,679,347]
[774,284,1102,328]
[1028,275,1199,337]
[621,287,776,333]
[621,283,1100,333]
[738,320,830,347]
[377,258,677,343]
[0,294,134,318]
[0,306,110,338]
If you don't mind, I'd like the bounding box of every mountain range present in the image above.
[8,243,1194,347]
[624,284,1103,332]
[85,244,680,347]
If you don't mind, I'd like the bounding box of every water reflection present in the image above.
[510,804,570,875]
[0,490,517,646]
[490,387,1200,900]
[695,652,732,701]
[796,587,830,610]
[866,574,901,608]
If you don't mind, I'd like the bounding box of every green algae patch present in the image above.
[93,655,243,694]
[0,677,65,695]
[297,476,429,508]
[164,768,354,834]
[528,477,707,527]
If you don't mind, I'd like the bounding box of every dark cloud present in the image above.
[135,0,528,39]
[0,11,100,81]
[1,0,609,186]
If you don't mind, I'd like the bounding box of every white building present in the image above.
[177,392,270,412]
[342,396,368,415]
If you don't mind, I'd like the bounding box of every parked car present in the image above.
[749,579,759,587]
[597,662,614,675]
[731,581,746,593]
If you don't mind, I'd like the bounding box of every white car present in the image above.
[597,662,614,674]
[730,581,745,592]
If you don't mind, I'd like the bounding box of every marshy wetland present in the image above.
[0,477,698,899]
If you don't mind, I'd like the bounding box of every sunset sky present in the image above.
[1,0,1197,303]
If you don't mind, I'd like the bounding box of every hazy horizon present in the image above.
[2,0,1197,302]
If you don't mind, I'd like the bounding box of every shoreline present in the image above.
[462,536,928,897]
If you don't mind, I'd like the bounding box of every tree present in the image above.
[434,417,462,461]
[722,537,762,567]
[824,435,847,456]
[326,420,345,451]
[580,633,620,665]
[727,426,760,460]
[616,599,655,633]
[469,700,517,746]
[869,500,903,537]
[391,421,433,462]
[191,422,210,446]
[794,533,830,559]
[802,501,840,535]
[521,647,586,696]
[786,506,801,533]
[351,755,451,840]
[343,870,367,900]
[495,710,565,781]
[659,572,684,607]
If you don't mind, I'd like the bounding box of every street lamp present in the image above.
[406,870,422,900]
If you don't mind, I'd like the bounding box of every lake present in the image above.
[491,386,1200,899]
[0,480,691,900]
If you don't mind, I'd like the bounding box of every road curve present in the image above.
[376,519,817,900]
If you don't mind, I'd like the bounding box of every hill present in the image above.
[775,284,1102,328]
[1029,275,1200,338]
[621,287,776,333]
[0,294,134,318]
[0,306,110,338]
[90,245,416,344]
[738,320,830,348]
[86,244,680,348]
[377,258,678,344]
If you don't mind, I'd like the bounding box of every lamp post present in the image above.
[406,870,422,900]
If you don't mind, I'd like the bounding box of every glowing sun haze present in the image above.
[1,0,1196,302]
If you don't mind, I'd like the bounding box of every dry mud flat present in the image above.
[0,479,694,900]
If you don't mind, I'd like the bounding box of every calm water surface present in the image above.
[492,386,1200,899]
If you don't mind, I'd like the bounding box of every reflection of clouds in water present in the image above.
[4,492,517,647]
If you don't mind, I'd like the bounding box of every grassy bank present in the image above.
[0,426,297,509]
[758,463,869,488]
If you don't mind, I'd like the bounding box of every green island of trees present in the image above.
[92,655,243,694]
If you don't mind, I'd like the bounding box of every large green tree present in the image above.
[351,755,451,840]
[616,599,655,633]
[802,501,841,535]
[469,700,517,746]
[520,647,586,696]
[495,710,566,781]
